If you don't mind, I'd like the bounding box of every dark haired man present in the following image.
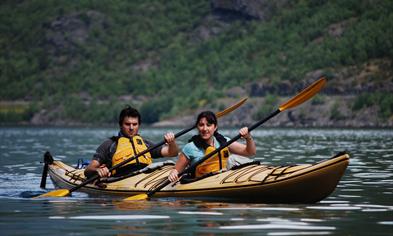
[84,105,179,178]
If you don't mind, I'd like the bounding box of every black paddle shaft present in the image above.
[147,109,281,197]
[40,151,54,189]
[68,125,196,192]
[39,163,49,189]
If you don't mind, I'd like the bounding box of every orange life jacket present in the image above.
[189,133,230,177]
[112,136,152,175]
[195,145,230,177]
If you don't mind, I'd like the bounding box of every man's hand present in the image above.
[164,132,175,144]
[96,164,111,178]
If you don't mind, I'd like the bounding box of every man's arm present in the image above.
[160,132,179,157]
[84,139,113,178]
[84,160,110,178]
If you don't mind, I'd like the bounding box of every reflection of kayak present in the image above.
[47,152,349,203]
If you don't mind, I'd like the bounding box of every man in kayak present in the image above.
[84,105,179,178]
[168,110,256,182]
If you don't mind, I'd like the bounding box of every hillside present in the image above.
[1,0,392,127]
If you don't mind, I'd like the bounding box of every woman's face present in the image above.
[197,117,217,141]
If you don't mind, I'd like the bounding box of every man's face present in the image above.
[121,116,140,137]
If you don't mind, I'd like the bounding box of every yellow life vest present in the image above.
[195,146,230,177]
[112,136,152,174]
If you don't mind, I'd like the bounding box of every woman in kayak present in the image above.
[168,110,256,182]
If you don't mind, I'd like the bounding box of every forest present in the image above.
[0,0,392,126]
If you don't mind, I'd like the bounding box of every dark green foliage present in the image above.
[330,102,345,121]
[252,94,278,120]
[139,97,173,124]
[352,92,393,119]
[61,97,122,124]
[311,95,325,105]
[1,0,392,124]
[0,102,38,123]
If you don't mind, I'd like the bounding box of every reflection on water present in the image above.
[0,127,392,235]
[50,215,170,220]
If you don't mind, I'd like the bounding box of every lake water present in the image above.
[0,127,392,235]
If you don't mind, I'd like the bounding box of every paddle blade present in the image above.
[33,189,70,198]
[216,97,247,118]
[279,77,326,111]
[124,193,149,201]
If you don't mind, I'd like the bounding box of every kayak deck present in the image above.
[47,152,349,203]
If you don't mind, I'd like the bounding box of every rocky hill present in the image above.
[154,60,393,128]
[0,0,392,127]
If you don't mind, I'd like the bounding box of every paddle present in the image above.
[124,77,327,201]
[34,97,248,198]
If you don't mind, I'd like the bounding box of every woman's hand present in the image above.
[239,127,252,140]
[168,169,179,182]
[229,127,256,156]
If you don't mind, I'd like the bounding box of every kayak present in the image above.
[46,152,349,203]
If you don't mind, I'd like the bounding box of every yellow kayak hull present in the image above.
[47,153,349,203]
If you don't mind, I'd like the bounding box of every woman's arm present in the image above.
[228,127,256,156]
[168,153,190,182]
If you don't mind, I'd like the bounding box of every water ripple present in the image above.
[50,215,170,220]
[220,224,335,230]
[1,127,392,235]
[178,211,223,215]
